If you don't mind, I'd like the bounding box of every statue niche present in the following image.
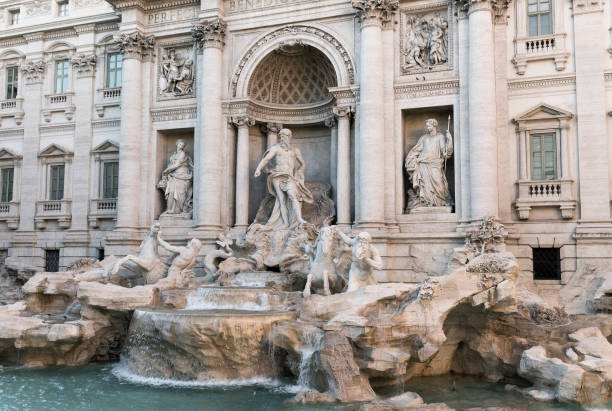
[405,117,453,213]
[157,139,194,217]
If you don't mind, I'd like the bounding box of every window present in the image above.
[9,10,19,26]
[49,164,65,201]
[531,133,557,180]
[57,1,69,17]
[106,53,122,88]
[97,248,105,261]
[533,248,561,280]
[102,161,119,198]
[528,0,552,36]
[54,59,69,94]
[45,249,60,272]
[0,168,14,203]
[6,66,18,100]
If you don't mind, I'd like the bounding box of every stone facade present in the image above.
[0,0,610,307]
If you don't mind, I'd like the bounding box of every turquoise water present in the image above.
[0,364,609,411]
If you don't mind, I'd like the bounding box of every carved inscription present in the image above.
[147,7,198,25]
[228,0,305,12]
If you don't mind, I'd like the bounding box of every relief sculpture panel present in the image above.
[400,3,452,75]
[158,45,195,98]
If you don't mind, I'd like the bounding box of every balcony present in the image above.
[35,200,71,229]
[95,88,122,118]
[0,98,24,126]
[0,202,19,229]
[515,179,576,220]
[88,198,117,228]
[512,33,569,75]
[42,93,75,122]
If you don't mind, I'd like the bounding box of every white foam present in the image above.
[185,287,271,311]
[111,363,303,393]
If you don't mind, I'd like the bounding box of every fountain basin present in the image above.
[122,308,297,381]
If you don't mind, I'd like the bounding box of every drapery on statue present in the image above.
[336,231,383,293]
[405,118,453,211]
[254,128,314,228]
[157,139,193,215]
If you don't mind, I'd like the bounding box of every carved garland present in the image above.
[230,25,356,98]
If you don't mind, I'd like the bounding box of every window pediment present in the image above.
[0,148,22,161]
[91,139,119,154]
[514,103,573,123]
[39,143,73,160]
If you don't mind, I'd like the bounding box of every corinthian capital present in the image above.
[71,53,97,77]
[351,0,398,28]
[192,18,227,50]
[114,31,155,60]
[21,59,46,84]
[455,0,510,17]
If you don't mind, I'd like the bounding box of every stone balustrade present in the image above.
[101,88,121,101]
[35,200,72,229]
[515,179,576,220]
[0,98,24,125]
[88,198,117,228]
[512,33,569,74]
[0,201,19,229]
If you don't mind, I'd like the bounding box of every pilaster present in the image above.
[232,115,254,229]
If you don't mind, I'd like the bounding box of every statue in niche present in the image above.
[336,231,383,293]
[402,13,449,72]
[254,128,314,229]
[405,118,453,212]
[160,49,194,96]
[157,139,193,216]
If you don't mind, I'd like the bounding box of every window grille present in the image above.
[533,247,561,280]
[45,249,60,272]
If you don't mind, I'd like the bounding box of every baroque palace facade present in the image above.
[0,0,610,305]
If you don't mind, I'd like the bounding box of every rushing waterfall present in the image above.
[297,328,324,389]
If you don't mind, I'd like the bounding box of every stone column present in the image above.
[352,0,398,228]
[466,0,498,219]
[572,0,610,221]
[69,51,96,232]
[113,31,154,231]
[192,19,227,231]
[334,106,352,227]
[233,115,254,229]
[325,117,338,206]
[263,122,281,149]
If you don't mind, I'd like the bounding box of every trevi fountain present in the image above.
[0,125,610,410]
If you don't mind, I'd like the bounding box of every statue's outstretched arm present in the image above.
[158,237,180,254]
[254,148,275,177]
[337,230,355,246]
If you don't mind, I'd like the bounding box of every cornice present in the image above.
[0,128,24,137]
[507,75,576,90]
[92,119,121,128]
[394,78,459,98]
[39,123,76,134]
[107,0,198,11]
[151,105,197,122]
[44,29,77,41]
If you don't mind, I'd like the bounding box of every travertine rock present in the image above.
[361,392,455,411]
